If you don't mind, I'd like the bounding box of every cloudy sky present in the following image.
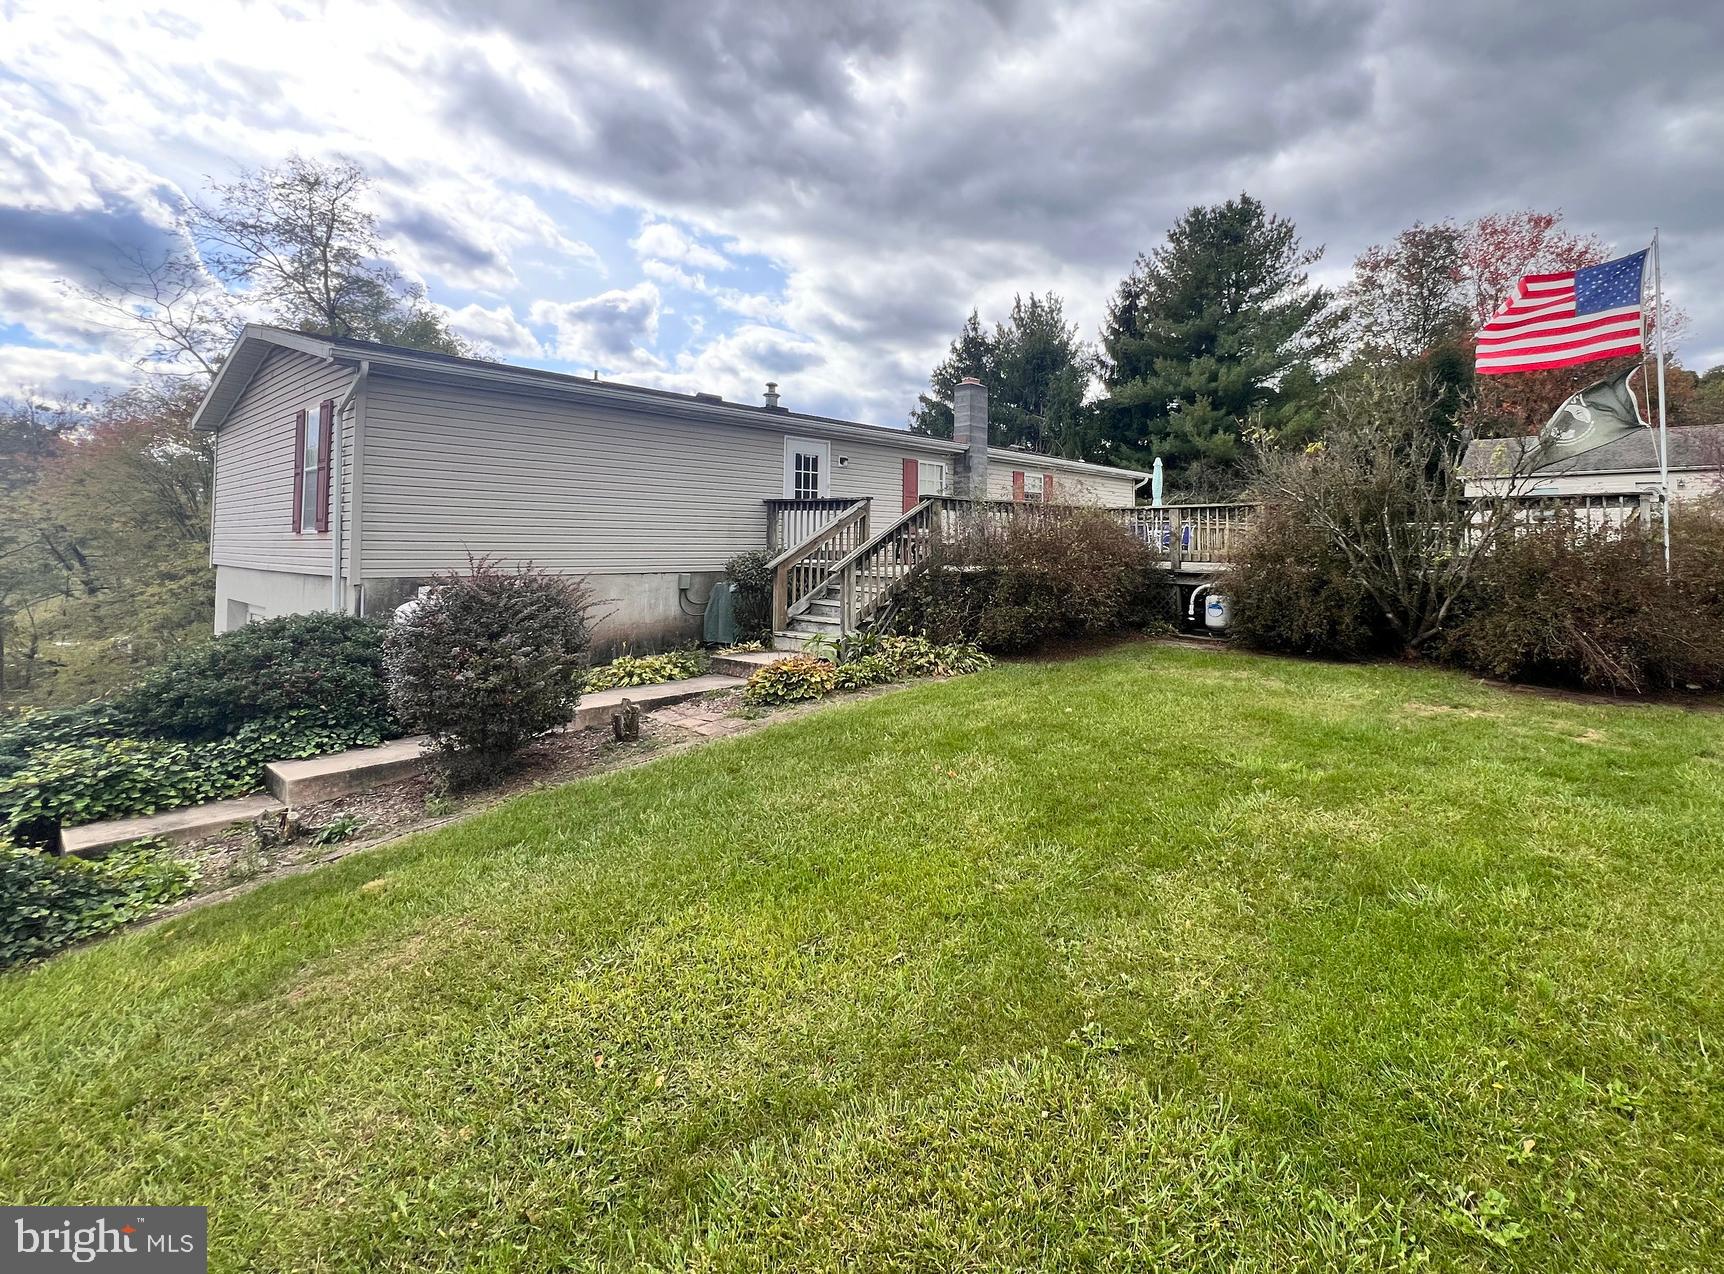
[4,0,1722,423]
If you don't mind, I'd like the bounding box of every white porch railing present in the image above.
[765,497,868,553]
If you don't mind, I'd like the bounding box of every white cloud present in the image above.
[630,219,731,272]
[0,344,138,402]
[439,302,543,357]
[528,283,663,370]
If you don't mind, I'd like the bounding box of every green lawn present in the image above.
[3,645,1722,1271]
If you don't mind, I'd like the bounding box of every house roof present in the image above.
[192,325,1150,486]
[1460,423,1724,479]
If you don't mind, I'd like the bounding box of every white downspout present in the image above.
[330,360,370,611]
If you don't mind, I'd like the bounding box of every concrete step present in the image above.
[709,649,788,678]
[62,672,757,853]
[62,793,285,859]
[265,737,430,806]
[571,675,744,729]
[772,631,831,653]
[266,675,747,806]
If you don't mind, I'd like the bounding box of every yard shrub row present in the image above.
[891,509,1164,652]
[1,836,195,970]
[0,613,400,845]
[1444,511,1724,693]
[1228,482,1724,693]
[113,611,397,742]
[0,710,394,846]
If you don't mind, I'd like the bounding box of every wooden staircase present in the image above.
[770,499,940,650]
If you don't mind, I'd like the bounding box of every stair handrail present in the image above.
[828,498,939,632]
[767,498,871,632]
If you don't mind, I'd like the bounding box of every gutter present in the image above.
[330,360,370,611]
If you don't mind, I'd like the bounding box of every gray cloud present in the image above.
[6,0,1724,414]
[418,0,1724,372]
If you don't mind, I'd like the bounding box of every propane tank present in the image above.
[1203,592,1231,631]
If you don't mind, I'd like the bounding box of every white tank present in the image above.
[1203,593,1231,631]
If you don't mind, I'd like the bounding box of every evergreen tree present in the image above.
[1099,194,1340,487]
[909,310,996,439]
[910,295,1102,461]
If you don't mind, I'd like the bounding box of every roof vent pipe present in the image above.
[763,382,781,409]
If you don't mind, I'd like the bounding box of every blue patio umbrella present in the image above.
[1151,457,1164,508]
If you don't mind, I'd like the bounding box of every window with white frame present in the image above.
[917,460,948,497]
[1021,471,1045,503]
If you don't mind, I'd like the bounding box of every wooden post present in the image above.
[1167,508,1184,572]
[772,561,789,633]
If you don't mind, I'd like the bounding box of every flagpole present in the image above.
[1652,228,1672,573]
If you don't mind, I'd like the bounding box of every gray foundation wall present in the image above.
[219,564,724,656]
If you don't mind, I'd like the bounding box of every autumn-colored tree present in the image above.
[1344,210,1698,438]
[1,386,215,702]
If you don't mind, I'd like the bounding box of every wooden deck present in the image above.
[762,497,1259,641]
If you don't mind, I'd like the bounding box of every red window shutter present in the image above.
[902,458,919,512]
[1011,470,1025,502]
[1042,473,1054,503]
[291,409,306,532]
[314,399,334,533]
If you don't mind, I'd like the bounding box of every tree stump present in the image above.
[612,699,641,742]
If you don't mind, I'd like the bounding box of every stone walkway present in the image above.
[650,700,753,738]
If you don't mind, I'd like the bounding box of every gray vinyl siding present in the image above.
[985,460,1139,507]
[358,378,927,576]
[210,348,353,574]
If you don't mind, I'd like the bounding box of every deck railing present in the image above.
[768,499,872,631]
[834,499,941,632]
[1119,503,1257,568]
[765,497,868,553]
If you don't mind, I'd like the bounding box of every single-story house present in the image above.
[1461,423,1723,510]
[193,326,1148,650]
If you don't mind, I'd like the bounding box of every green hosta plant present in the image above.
[742,638,991,706]
[743,656,842,705]
[583,650,709,691]
[1,836,195,970]
[874,635,992,678]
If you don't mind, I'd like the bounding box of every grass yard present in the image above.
[3,645,1722,1271]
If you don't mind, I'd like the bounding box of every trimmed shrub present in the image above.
[113,612,396,742]
[891,509,1161,653]
[384,559,597,785]
[2,837,195,970]
[583,649,708,691]
[1229,503,1390,659]
[725,549,776,640]
[1447,510,1724,693]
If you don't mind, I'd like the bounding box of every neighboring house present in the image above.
[1461,424,1724,509]
[193,327,1148,649]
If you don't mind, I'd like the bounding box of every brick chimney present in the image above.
[952,377,989,499]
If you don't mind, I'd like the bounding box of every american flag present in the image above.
[1474,249,1648,375]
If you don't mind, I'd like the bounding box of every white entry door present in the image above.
[784,437,830,498]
